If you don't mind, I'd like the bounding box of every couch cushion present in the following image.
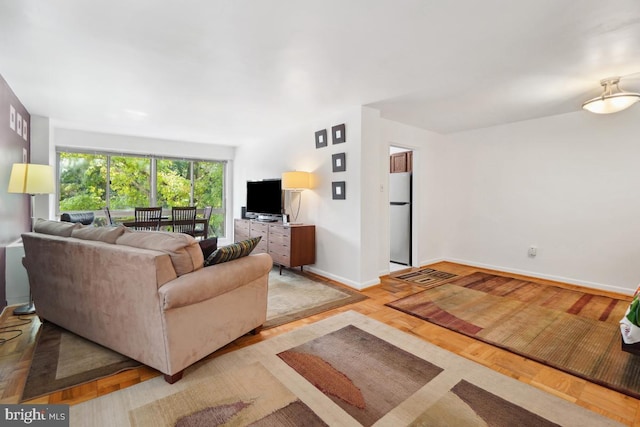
[71,224,128,244]
[204,236,261,266]
[116,230,204,276]
[33,218,82,237]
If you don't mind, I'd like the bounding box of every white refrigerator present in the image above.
[390,172,412,265]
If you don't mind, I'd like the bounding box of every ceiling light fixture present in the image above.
[582,77,640,114]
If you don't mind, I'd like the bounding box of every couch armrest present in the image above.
[159,253,272,310]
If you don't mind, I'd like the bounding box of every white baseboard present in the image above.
[443,257,633,296]
[305,266,379,291]
[418,256,446,268]
[301,256,632,296]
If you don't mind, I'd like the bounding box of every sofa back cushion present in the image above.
[34,218,82,237]
[71,224,128,244]
[116,231,204,276]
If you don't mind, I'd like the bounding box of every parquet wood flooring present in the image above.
[0,261,638,425]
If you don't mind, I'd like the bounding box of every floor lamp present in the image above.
[282,171,310,225]
[7,163,55,315]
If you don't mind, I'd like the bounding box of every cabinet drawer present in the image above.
[270,251,290,266]
[235,231,249,242]
[268,241,289,257]
[251,221,269,233]
[250,222,269,234]
[254,238,268,254]
[234,219,250,233]
[269,233,290,247]
[269,224,290,238]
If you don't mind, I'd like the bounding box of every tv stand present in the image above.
[234,219,315,273]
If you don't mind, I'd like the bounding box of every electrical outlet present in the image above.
[528,246,537,257]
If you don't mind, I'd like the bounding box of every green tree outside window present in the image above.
[57,151,226,237]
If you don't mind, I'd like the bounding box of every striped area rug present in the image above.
[386,271,640,399]
[392,268,457,288]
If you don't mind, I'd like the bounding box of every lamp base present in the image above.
[13,301,36,316]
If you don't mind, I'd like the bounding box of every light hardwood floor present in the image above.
[1,261,638,426]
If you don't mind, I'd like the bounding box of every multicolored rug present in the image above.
[392,268,457,288]
[265,268,366,329]
[386,271,640,399]
[20,269,365,401]
[71,311,621,426]
[21,322,141,402]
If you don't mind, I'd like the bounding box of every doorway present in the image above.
[389,146,413,272]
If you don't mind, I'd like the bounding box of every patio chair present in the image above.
[133,207,162,231]
[193,206,213,240]
[172,206,197,236]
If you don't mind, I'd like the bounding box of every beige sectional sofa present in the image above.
[21,219,272,383]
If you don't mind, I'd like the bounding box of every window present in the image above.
[57,150,227,237]
[109,155,152,210]
[194,161,225,237]
[157,159,191,208]
[59,153,107,211]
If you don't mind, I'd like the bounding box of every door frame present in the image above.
[388,145,417,269]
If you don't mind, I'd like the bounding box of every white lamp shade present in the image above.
[8,163,55,194]
[282,171,310,190]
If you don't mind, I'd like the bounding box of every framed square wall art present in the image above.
[332,123,346,144]
[9,105,16,130]
[315,129,328,149]
[332,181,346,200]
[332,152,346,172]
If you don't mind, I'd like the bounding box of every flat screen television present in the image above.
[246,179,283,215]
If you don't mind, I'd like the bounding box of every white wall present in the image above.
[360,107,385,284]
[34,124,237,239]
[31,106,640,294]
[234,107,368,288]
[53,127,236,160]
[380,118,448,271]
[442,108,640,294]
[30,116,56,220]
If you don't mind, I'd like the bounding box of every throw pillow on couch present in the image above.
[205,236,261,266]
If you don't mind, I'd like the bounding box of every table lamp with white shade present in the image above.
[7,163,55,315]
[281,171,310,224]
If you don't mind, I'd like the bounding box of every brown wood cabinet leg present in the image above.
[250,325,263,335]
[164,371,184,384]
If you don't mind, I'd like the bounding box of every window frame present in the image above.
[56,148,227,237]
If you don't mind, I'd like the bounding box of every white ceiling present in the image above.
[1,0,640,146]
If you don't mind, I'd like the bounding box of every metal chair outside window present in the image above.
[172,206,197,236]
[193,206,213,240]
[133,207,162,231]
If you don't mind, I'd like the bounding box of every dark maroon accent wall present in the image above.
[0,73,31,310]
